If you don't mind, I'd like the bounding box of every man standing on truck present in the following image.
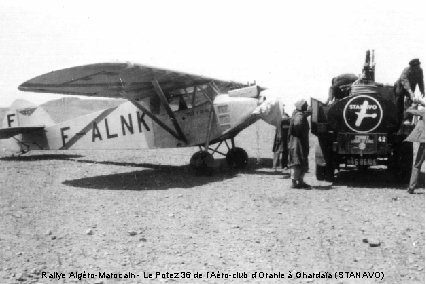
[406,97,425,194]
[395,59,425,124]
[288,99,312,189]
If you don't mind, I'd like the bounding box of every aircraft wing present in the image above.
[0,126,45,139]
[19,63,247,99]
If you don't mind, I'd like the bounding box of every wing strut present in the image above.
[204,106,215,149]
[197,85,215,150]
[128,99,184,142]
[151,80,188,144]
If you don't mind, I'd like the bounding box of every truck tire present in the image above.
[389,142,413,184]
[316,164,326,181]
[324,163,335,182]
[315,143,335,182]
[398,142,413,184]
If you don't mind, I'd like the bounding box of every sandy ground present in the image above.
[0,122,424,284]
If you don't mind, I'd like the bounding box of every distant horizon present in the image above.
[0,95,126,108]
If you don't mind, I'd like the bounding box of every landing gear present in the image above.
[190,150,214,175]
[190,138,249,174]
[223,138,248,169]
[226,147,248,169]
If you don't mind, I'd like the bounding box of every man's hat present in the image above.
[409,58,421,66]
[295,99,307,111]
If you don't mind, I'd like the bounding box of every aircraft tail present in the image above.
[0,99,54,152]
[2,99,54,129]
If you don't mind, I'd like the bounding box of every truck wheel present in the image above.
[316,164,326,181]
[315,143,334,182]
[324,164,335,182]
[398,142,413,184]
[390,142,413,184]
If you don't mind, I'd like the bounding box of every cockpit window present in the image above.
[150,96,161,114]
[169,94,192,112]
[160,85,216,113]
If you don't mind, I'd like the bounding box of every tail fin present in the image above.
[0,100,54,153]
[2,99,54,128]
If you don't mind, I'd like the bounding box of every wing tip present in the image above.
[18,83,27,91]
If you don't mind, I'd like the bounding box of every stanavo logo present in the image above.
[343,95,383,133]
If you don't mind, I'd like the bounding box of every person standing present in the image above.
[406,98,425,194]
[281,108,290,171]
[272,106,290,171]
[288,99,312,189]
[395,59,425,124]
[272,123,283,171]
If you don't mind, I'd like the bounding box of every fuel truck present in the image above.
[311,50,414,182]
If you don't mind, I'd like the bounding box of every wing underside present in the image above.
[19,63,246,100]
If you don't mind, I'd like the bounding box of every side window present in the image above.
[192,85,213,107]
[167,85,214,112]
[169,94,193,112]
[150,96,161,114]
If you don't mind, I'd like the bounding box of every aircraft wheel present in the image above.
[190,151,214,175]
[226,147,248,169]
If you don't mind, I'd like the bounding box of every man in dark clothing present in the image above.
[272,107,290,171]
[395,58,425,123]
[272,126,283,171]
[281,114,290,170]
[288,99,312,189]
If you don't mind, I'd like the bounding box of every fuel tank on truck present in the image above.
[326,84,399,134]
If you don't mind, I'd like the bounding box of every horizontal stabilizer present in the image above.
[0,126,45,139]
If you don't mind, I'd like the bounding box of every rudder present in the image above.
[0,100,54,153]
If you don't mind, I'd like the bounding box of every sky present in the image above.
[0,0,425,110]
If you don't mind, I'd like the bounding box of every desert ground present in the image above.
[0,100,424,284]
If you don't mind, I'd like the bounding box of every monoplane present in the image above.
[0,63,280,173]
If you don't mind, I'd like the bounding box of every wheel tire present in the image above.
[398,142,413,184]
[389,142,413,184]
[316,164,326,181]
[226,147,248,169]
[315,143,334,182]
[190,151,214,175]
[324,164,335,182]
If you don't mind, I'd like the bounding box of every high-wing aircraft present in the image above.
[0,63,281,173]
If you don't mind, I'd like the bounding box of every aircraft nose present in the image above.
[252,91,283,128]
